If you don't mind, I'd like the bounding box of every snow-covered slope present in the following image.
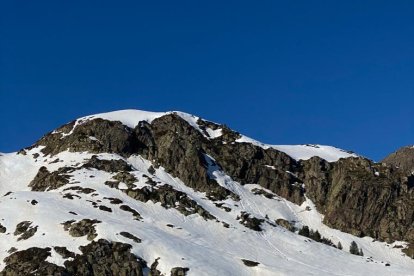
[236,135,357,162]
[1,149,413,275]
[0,109,412,275]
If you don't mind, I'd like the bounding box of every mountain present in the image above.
[1,109,414,275]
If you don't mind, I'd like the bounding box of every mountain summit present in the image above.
[1,109,413,275]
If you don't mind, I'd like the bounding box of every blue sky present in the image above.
[1,1,413,160]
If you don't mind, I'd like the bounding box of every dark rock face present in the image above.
[0,240,146,276]
[0,223,6,233]
[149,258,162,276]
[382,146,414,175]
[64,239,145,276]
[119,205,142,220]
[276,219,296,232]
[105,180,216,221]
[62,219,101,241]
[14,221,37,241]
[300,156,414,243]
[119,231,141,243]
[148,258,189,276]
[29,166,71,191]
[63,186,95,194]
[0,247,67,276]
[54,246,76,259]
[32,119,140,157]
[141,115,236,201]
[237,212,264,231]
[29,114,303,204]
[241,259,260,267]
[170,267,189,276]
[207,141,304,205]
[82,155,132,173]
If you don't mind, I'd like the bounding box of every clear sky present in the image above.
[1,1,413,161]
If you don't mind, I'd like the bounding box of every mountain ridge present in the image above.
[1,109,414,275]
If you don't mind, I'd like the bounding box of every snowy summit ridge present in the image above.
[77,109,357,163]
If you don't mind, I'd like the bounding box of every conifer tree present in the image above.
[350,241,360,255]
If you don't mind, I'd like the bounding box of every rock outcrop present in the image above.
[300,156,414,244]
[382,146,414,175]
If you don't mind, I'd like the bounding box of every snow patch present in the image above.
[236,135,357,162]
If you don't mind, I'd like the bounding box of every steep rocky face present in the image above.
[206,140,304,204]
[300,156,414,243]
[0,240,146,276]
[139,115,235,201]
[382,146,414,175]
[0,247,67,276]
[31,119,141,157]
[29,113,303,203]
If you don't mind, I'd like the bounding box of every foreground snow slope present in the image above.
[1,147,413,275]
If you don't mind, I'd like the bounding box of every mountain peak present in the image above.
[49,109,357,163]
[2,109,414,275]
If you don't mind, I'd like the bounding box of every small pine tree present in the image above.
[298,226,310,238]
[350,241,360,255]
[359,248,364,256]
[338,242,343,250]
[312,230,321,242]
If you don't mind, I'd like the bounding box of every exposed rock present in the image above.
[64,239,145,276]
[62,219,101,241]
[241,259,260,267]
[82,155,132,173]
[119,231,142,243]
[31,119,140,157]
[98,205,112,212]
[206,140,304,205]
[300,156,414,244]
[54,246,76,259]
[113,171,137,186]
[14,221,38,241]
[63,186,96,194]
[0,223,6,233]
[7,248,17,254]
[0,247,66,276]
[170,267,189,276]
[276,218,296,232]
[143,114,237,201]
[214,203,232,212]
[237,212,264,231]
[382,146,414,175]
[149,258,162,276]
[112,183,216,220]
[251,188,276,199]
[0,239,146,276]
[29,166,71,191]
[119,205,142,220]
[104,197,123,204]
[63,193,81,200]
